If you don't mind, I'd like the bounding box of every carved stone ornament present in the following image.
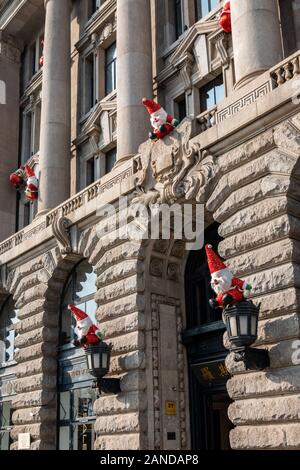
[133,119,215,206]
[52,217,72,255]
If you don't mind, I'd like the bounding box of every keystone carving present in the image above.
[133,119,215,206]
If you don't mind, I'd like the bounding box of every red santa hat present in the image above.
[142,98,161,115]
[68,304,88,321]
[205,244,227,274]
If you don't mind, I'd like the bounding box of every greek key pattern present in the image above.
[217,81,272,123]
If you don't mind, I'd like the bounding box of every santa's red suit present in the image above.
[205,244,252,309]
[143,98,179,140]
[68,304,103,347]
[24,165,39,201]
[219,1,231,33]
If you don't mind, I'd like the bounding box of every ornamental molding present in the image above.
[133,119,216,206]
[52,216,72,255]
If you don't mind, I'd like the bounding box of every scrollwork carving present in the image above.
[52,217,72,255]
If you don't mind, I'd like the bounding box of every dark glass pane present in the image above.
[200,75,224,112]
[175,0,183,39]
[74,423,94,450]
[105,148,117,174]
[73,388,97,420]
[0,297,17,363]
[177,98,187,121]
[86,157,95,186]
[105,43,117,95]
[0,401,12,450]
[196,0,209,20]
[214,74,225,104]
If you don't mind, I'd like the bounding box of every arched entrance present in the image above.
[183,223,233,450]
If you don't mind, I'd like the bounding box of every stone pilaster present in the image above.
[116,0,153,162]
[207,114,300,449]
[0,32,20,241]
[38,0,71,214]
[231,0,282,89]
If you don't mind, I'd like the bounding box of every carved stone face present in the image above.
[211,268,233,295]
[150,107,168,129]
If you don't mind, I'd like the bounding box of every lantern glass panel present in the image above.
[251,316,257,336]
[93,352,100,369]
[229,316,237,337]
[102,353,108,369]
[239,315,248,335]
[87,354,93,370]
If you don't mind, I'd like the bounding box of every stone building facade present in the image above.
[1,0,300,451]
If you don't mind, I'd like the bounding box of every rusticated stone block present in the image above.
[15,299,45,320]
[15,357,57,378]
[254,288,300,319]
[94,433,140,450]
[94,412,141,434]
[210,175,290,222]
[120,370,147,392]
[97,260,144,287]
[226,239,300,277]
[118,351,146,371]
[257,313,300,345]
[10,422,56,442]
[11,390,56,409]
[101,312,145,338]
[16,283,48,310]
[95,241,145,276]
[12,406,56,425]
[242,263,298,297]
[210,152,297,213]
[227,365,300,399]
[219,215,298,259]
[14,374,57,393]
[15,342,57,363]
[15,311,58,335]
[95,274,145,304]
[108,331,144,354]
[230,424,287,449]
[99,293,145,321]
[269,339,300,368]
[94,391,147,415]
[15,326,58,348]
[30,440,56,450]
[228,395,300,425]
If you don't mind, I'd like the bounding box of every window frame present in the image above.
[0,401,12,451]
[105,42,117,96]
[199,73,225,113]
[0,296,17,366]
[196,0,220,21]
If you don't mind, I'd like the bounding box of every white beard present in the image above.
[211,268,233,295]
[76,317,92,337]
[150,108,168,129]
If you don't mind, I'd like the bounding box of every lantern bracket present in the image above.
[93,378,121,395]
[233,347,270,371]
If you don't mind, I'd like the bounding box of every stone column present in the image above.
[0,33,20,241]
[231,0,282,89]
[38,0,71,214]
[117,0,153,162]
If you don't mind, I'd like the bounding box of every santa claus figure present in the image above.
[219,1,231,33]
[24,165,39,201]
[205,244,252,309]
[68,304,103,348]
[143,97,179,140]
[10,166,26,191]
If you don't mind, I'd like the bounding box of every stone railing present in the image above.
[270,51,300,88]
[197,105,217,132]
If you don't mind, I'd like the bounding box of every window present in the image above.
[83,53,95,115]
[58,388,97,450]
[0,401,12,450]
[58,260,97,450]
[196,0,219,20]
[0,297,17,364]
[20,101,41,163]
[29,33,44,78]
[86,157,96,186]
[279,0,300,57]
[60,260,97,346]
[105,43,117,96]
[105,147,116,174]
[175,97,187,121]
[174,0,183,39]
[200,74,225,112]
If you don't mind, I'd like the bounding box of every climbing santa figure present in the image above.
[143,97,179,140]
[205,244,252,309]
[24,165,39,201]
[10,166,26,191]
[68,304,103,348]
[219,1,231,33]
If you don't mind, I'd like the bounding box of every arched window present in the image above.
[0,296,17,364]
[58,260,97,450]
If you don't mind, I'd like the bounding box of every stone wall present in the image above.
[207,113,300,449]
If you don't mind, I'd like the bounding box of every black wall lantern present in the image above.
[223,300,270,370]
[85,342,121,394]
